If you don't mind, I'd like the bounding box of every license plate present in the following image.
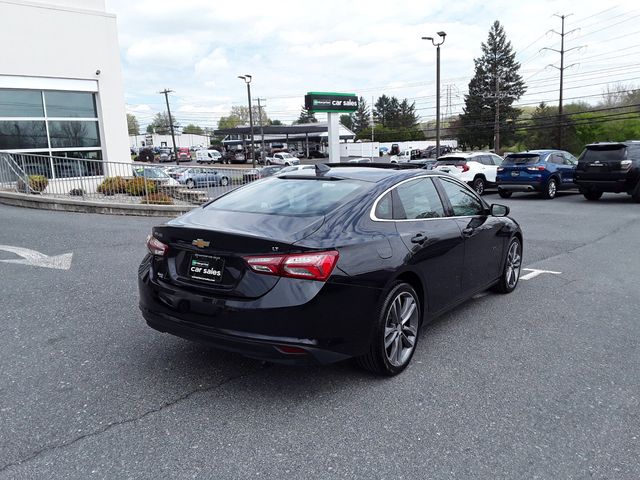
[511,171,520,176]
[188,254,225,283]
[589,163,604,167]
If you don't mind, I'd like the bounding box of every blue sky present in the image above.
[104,0,639,130]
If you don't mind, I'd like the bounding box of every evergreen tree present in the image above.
[374,95,393,127]
[399,99,419,129]
[340,114,354,131]
[352,96,370,134]
[295,106,318,124]
[458,20,526,150]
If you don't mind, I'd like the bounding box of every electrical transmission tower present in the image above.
[542,14,583,149]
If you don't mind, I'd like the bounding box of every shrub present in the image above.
[126,177,156,196]
[69,188,84,196]
[140,193,174,205]
[28,175,48,193]
[97,176,128,195]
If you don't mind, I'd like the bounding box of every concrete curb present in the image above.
[0,191,195,217]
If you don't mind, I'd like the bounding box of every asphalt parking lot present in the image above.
[1,191,639,479]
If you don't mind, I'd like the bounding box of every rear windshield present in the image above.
[503,154,543,165]
[579,146,627,162]
[435,157,467,166]
[208,177,367,216]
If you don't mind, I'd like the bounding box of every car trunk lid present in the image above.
[152,209,325,299]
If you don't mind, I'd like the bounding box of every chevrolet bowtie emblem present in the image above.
[192,239,210,248]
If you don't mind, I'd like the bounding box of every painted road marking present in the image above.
[520,268,562,281]
[0,245,72,270]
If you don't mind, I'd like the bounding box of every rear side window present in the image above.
[209,178,367,216]
[579,146,627,162]
[393,178,445,220]
[435,157,467,166]
[503,154,543,165]
[375,192,393,220]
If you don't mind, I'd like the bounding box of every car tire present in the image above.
[266,160,271,165]
[357,282,421,376]
[498,189,512,199]
[220,177,229,187]
[632,181,640,203]
[472,176,486,195]
[583,190,603,201]
[186,179,195,189]
[541,177,558,199]
[491,236,522,294]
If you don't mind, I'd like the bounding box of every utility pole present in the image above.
[543,14,581,149]
[257,98,266,164]
[371,95,375,142]
[494,72,500,153]
[159,89,178,165]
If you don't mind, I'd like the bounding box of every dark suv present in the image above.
[574,142,640,202]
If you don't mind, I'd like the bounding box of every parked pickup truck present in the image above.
[265,152,300,166]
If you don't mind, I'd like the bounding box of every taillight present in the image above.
[526,166,546,172]
[244,251,339,281]
[621,160,632,170]
[456,164,470,172]
[146,235,169,256]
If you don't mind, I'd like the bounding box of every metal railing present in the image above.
[0,152,251,206]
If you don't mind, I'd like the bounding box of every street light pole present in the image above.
[238,75,255,168]
[159,89,178,165]
[422,32,446,157]
[257,98,266,163]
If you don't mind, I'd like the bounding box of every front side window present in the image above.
[438,178,485,217]
[393,178,445,220]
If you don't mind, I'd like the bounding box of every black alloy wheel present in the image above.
[492,237,522,294]
[583,190,603,201]
[357,282,420,376]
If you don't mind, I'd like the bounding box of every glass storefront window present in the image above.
[0,121,48,149]
[52,151,103,177]
[48,121,100,148]
[0,90,44,117]
[44,91,97,118]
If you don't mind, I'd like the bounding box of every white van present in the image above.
[195,149,223,164]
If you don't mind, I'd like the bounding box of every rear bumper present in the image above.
[138,260,381,365]
[575,174,638,193]
[497,182,542,192]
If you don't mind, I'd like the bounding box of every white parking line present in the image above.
[0,245,73,270]
[520,268,562,281]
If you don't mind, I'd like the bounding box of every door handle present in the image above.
[462,227,474,237]
[411,233,428,244]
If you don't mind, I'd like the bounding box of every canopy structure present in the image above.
[215,122,356,147]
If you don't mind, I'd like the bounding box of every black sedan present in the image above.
[138,166,523,375]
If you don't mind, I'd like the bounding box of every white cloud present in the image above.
[107,0,640,128]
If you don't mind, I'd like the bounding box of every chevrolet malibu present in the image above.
[138,166,523,376]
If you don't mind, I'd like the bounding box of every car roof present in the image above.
[438,151,492,158]
[585,141,639,147]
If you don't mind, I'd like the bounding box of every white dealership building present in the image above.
[0,0,129,173]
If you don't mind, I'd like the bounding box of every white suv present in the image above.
[432,152,504,195]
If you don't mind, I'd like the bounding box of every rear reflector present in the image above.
[146,235,169,256]
[244,251,339,281]
[275,345,308,355]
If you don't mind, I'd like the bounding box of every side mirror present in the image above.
[490,204,510,217]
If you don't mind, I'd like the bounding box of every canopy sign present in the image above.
[305,92,358,113]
